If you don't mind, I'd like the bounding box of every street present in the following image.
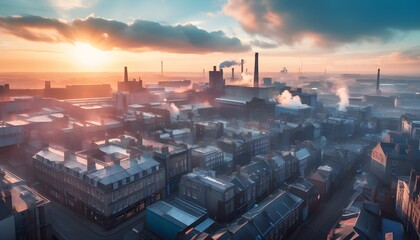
[49,200,146,240]
[287,166,364,240]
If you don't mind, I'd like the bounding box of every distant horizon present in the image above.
[1,71,420,77]
[2,1,420,74]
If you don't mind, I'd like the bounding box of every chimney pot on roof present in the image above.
[64,151,72,161]
[87,156,96,172]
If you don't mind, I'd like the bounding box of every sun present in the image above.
[69,42,109,68]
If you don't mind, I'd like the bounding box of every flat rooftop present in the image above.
[0,169,49,213]
[147,198,207,229]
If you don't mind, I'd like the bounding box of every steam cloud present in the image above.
[229,72,253,86]
[219,60,240,69]
[168,103,180,119]
[336,87,349,111]
[277,90,303,106]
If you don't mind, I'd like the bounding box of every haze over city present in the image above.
[1,1,420,240]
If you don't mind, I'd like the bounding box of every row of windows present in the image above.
[111,171,164,202]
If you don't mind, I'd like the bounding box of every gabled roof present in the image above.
[295,148,311,161]
[308,170,329,183]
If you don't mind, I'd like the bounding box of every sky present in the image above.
[1,0,420,74]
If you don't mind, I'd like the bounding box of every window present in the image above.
[392,159,398,166]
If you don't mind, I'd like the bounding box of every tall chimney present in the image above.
[376,68,381,94]
[213,66,216,71]
[161,61,163,76]
[241,59,244,73]
[232,68,235,81]
[253,52,259,88]
[45,81,51,89]
[124,66,128,82]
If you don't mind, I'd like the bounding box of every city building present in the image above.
[395,170,420,239]
[329,201,404,240]
[370,142,420,184]
[44,81,112,99]
[308,170,331,201]
[215,85,276,119]
[259,153,286,187]
[240,159,273,202]
[213,190,303,240]
[146,198,209,240]
[275,104,312,118]
[148,139,191,195]
[191,146,224,171]
[0,121,25,148]
[318,162,345,189]
[179,169,235,223]
[0,169,51,240]
[32,141,165,229]
[219,169,256,218]
[287,178,319,220]
[120,110,167,133]
[195,121,224,140]
[218,127,270,166]
[401,114,420,140]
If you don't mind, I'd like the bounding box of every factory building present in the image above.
[117,66,144,93]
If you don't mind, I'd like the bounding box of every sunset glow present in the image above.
[0,0,419,74]
[69,42,109,69]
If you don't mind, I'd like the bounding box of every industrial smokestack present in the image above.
[241,59,244,73]
[232,68,234,81]
[161,61,163,76]
[124,66,128,82]
[376,68,381,94]
[253,52,259,88]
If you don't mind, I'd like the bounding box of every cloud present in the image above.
[249,39,278,49]
[224,0,420,46]
[399,46,420,60]
[0,15,250,53]
[50,0,97,10]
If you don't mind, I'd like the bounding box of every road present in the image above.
[49,200,145,240]
[287,169,364,240]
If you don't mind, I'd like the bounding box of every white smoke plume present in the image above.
[277,90,303,106]
[168,103,180,119]
[336,87,349,111]
[219,60,240,69]
[229,72,253,86]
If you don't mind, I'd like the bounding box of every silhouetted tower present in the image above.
[45,81,51,89]
[209,66,225,94]
[376,68,381,94]
[241,59,244,73]
[232,68,235,81]
[124,66,128,82]
[161,61,163,76]
[253,52,259,88]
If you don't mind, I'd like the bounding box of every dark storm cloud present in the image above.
[224,0,420,46]
[0,15,250,53]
